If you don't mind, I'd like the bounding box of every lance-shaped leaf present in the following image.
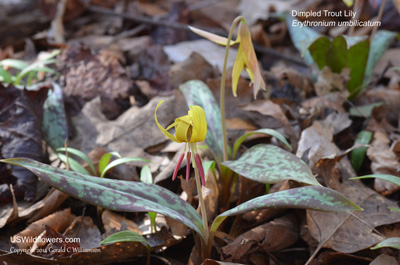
[0,158,204,238]
[223,144,320,186]
[209,186,362,246]
[371,237,400,250]
[100,230,150,250]
[350,174,400,187]
[350,130,373,173]
[180,80,223,164]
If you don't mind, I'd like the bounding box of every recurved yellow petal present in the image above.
[238,21,266,98]
[154,100,181,143]
[188,105,207,142]
[188,26,239,46]
[175,115,192,142]
[232,45,245,97]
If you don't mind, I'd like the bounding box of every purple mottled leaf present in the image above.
[223,144,321,186]
[209,186,362,244]
[42,83,68,151]
[1,158,204,238]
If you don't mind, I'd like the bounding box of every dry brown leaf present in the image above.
[0,185,18,228]
[203,259,245,265]
[296,121,339,173]
[369,254,398,265]
[307,157,400,256]
[241,99,296,142]
[137,1,167,16]
[60,46,133,119]
[237,0,298,25]
[102,209,141,234]
[164,40,237,73]
[13,208,75,249]
[179,175,196,205]
[301,93,346,114]
[250,24,271,48]
[226,118,258,131]
[314,66,350,96]
[320,112,352,136]
[271,66,314,97]
[203,163,219,223]
[222,214,298,262]
[366,88,400,106]
[71,96,176,180]
[169,52,217,89]
[373,48,400,79]
[367,131,400,195]
[63,216,101,249]
[27,189,69,223]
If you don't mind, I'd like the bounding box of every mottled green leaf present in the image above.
[209,186,362,244]
[100,157,150,178]
[363,30,397,89]
[349,102,383,117]
[232,128,291,159]
[223,144,320,186]
[0,158,204,238]
[286,16,321,66]
[371,237,400,250]
[57,147,96,175]
[100,230,149,250]
[42,83,68,151]
[351,131,373,172]
[350,174,400,187]
[179,80,223,163]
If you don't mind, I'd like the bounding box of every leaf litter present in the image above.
[0,0,400,264]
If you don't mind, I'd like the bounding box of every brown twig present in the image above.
[370,0,386,42]
[348,0,360,36]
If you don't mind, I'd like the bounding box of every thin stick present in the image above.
[220,16,244,162]
[348,0,359,35]
[370,0,386,42]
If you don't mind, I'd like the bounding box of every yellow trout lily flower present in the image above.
[154,100,207,185]
[189,20,266,98]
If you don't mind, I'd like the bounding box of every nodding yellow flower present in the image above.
[189,21,266,99]
[154,100,207,185]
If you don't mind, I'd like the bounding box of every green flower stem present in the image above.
[220,16,245,162]
[191,143,209,257]
[219,16,246,210]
